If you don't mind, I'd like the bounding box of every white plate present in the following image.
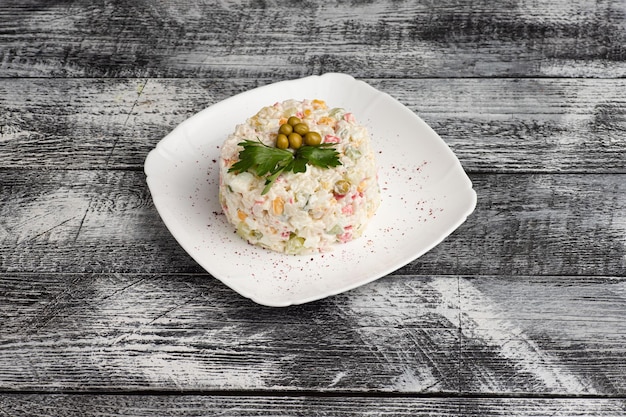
[144,73,476,307]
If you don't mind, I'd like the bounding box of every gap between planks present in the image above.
[0,388,625,400]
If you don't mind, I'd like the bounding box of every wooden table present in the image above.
[1,1,625,415]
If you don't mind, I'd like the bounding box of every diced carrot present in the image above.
[237,209,248,221]
[312,99,327,109]
[318,116,336,127]
[357,179,368,193]
[272,197,284,215]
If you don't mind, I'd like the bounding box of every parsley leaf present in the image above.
[228,139,342,195]
[288,156,309,174]
[229,140,292,176]
[296,143,342,169]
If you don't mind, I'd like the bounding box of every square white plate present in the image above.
[145,73,476,306]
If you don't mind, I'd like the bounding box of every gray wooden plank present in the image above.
[0,273,461,393]
[0,78,144,169]
[0,0,624,78]
[0,273,624,394]
[1,78,624,172]
[458,276,626,395]
[1,170,624,277]
[431,173,626,277]
[0,394,625,417]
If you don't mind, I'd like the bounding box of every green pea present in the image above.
[276,133,289,149]
[279,123,293,135]
[293,123,309,135]
[287,116,301,126]
[288,132,303,149]
[334,179,350,195]
[304,131,322,146]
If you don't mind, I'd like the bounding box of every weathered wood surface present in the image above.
[1,273,625,394]
[1,78,625,172]
[1,0,624,78]
[0,394,625,417]
[1,0,625,414]
[1,170,624,276]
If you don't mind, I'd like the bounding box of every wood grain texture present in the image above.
[459,276,626,394]
[0,394,625,417]
[0,0,624,78]
[1,273,624,394]
[1,78,624,171]
[1,0,625,411]
[1,170,624,276]
[0,78,146,168]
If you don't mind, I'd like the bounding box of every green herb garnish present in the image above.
[228,139,342,195]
